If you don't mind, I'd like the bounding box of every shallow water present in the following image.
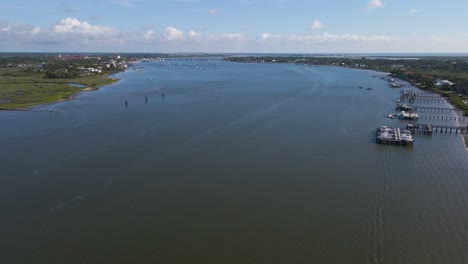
[1,60,467,263]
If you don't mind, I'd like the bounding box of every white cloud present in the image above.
[162,26,184,41]
[258,32,395,45]
[188,30,202,40]
[207,8,219,15]
[260,32,281,40]
[367,0,384,10]
[144,29,154,40]
[0,17,428,53]
[308,20,323,30]
[0,22,41,37]
[207,33,245,42]
[409,9,420,15]
[53,17,115,35]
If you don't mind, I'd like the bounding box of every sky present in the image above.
[1,0,468,53]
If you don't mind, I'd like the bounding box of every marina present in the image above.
[380,76,468,146]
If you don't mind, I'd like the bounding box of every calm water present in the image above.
[1,60,467,263]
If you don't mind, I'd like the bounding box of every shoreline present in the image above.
[388,73,468,116]
[0,72,122,111]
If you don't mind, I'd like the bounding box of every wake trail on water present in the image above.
[369,147,391,264]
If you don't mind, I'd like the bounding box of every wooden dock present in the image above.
[407,123,468,135]
[418,114,468,122]
[405,97,446,103]
[412,105,464,114]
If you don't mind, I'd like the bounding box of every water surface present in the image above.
[1,60,467,263]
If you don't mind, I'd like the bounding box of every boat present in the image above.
[398,111,419,120]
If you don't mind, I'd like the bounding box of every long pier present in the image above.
[400,90,441,97]
[404,97,447,103]
[413,105,464,113]
[407,123,468,135]
[418,114,468,122]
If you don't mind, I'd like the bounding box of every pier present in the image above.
[417,114,468,122]
[396,104,464,114]
[404,96,447,103]
[413,105,464,113]
[407,123,468,135]
[376,126,414,146]
[399,91,447,103]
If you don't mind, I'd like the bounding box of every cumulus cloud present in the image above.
[308,20,323,30]
[0,22,41,37]
[260,32,281,40]
[144,29,154,40]
[367,0,384,10]
[162,26,184,41]
[207,33,245,42]
[0,17,404,52]
[53,17,116,35]
[188,30,202,40]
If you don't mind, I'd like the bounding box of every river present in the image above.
[1,59,467,263]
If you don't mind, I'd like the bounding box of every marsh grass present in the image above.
[0,69,119,108]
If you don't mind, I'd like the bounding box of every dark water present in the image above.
[1,60,467,263]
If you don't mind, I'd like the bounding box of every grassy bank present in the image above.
[446,94,468,116]
[0,70,119,108]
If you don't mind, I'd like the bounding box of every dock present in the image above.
[403,96,447,103]
[407,123,468,135]
[398,111,419,120]
[376,126,414,146]
[396,104,463,114]
[417,114,468,122]
[413,105,464,113]
[396,104,415,111]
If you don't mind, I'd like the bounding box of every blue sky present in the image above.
[1,0,468,53]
